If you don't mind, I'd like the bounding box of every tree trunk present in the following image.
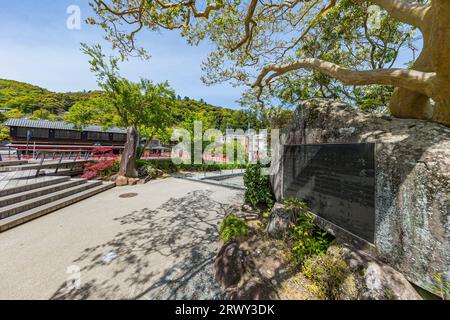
[389,89,433,120]
[388,47,434,120]
[430,0,450,125]
[389,0,450,126]
[119,126,138,178]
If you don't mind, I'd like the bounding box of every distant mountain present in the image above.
[0,79,105,115]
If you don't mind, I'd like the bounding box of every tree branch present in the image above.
[370,0,432,30]
[231,0,258,52]
[252,58,436,97]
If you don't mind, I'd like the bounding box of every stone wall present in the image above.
[271,98,450,292]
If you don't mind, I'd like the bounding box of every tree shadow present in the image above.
[51,189,242,300]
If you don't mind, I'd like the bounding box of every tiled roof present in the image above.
[3,118,127,134]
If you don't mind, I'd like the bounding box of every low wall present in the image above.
[271,98,450,292]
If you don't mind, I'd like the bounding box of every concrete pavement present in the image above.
[0,177,244,299]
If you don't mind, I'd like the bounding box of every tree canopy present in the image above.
[88,0,450,126]
[81,43,179,153]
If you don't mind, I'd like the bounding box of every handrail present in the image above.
[32,150,93,177]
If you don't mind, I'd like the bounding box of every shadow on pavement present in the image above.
[51,189,240,300]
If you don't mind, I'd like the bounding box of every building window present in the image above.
[87,131,110,141]
[113,133,126,142]
[54,130,81,140]
[17,127,49,139]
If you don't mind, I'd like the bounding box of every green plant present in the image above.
[219,214,249,243]
[284,197,309,215]
[302,246,356,300]
[112,160,120,172]
[286,199,331,265]
[291,223,330,264]
[429,273,450,300]
[142,163,159,178]
[243,163,275,210]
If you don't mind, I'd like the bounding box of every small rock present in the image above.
[115,175,128,186]
[137,176,152,185]
[128,178,139,186]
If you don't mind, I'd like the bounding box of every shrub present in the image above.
[219,214,249,243]
[81,159,117,179]
[243,163,275,209]
[150,160,179,172]
[285,198,331,265]
[302,246,356,300]
[112,159,121,172]
[136,159,148,169]
[284,197,309,217]
[138,162,160,179]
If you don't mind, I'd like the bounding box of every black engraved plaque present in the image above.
[283,144,375,242]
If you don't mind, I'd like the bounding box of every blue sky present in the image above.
[0,0,245,109]
[0,1,420,110]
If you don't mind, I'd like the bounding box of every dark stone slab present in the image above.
[282,144,375,242]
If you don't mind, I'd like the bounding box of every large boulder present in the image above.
[214,241,245,289]
[271,98,450,294]
[329,244,422,300]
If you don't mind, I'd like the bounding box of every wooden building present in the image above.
[3,119,127,152]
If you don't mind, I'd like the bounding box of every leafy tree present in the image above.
[0,126,10,141]
[81,43,175,176]
[4,108,25,119]
[66,96,120,128]
[271,0,418,112]
[29,109,57,121]
[89,0,450,126]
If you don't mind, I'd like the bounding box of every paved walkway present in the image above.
[0,178,244,299]
[177,169,245,189]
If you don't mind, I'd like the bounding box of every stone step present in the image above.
[0,160,88,172]
[0,179,88,208]
[0,182,115,232]
[0,180,103,219]
[41,168,84,177]
[0,176,70,197]
[0,160,28,166]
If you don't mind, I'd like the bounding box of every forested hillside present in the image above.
[0,79,257,141]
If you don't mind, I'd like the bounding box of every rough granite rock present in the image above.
[265,203,295,239]
[328,244,422,300]
[271,98,450,294]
